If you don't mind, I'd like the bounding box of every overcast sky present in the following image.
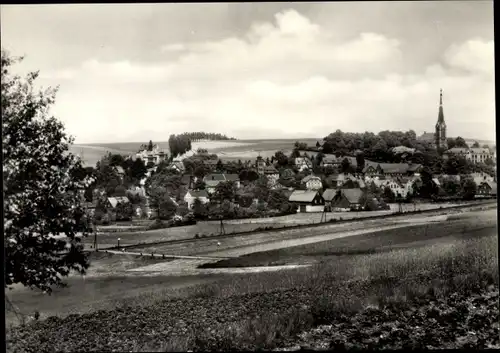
[1,2,495,144]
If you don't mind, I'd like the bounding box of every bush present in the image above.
[148,219,166,230]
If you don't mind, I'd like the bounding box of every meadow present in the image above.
[6,218,499,351]
[84,200,494,250]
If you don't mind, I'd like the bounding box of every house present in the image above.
[136,144,168,165]
[256,156,266,175]
[301,175,323,190]
[331,188,364,211]
[477,181,497,198]
[224,174,241,189]
[288,190,325,213]
[280,168,295,179]
[322,188,338,211]
[203,173,240,194]
[391,146,416,154]
[264,165,280,188]
[184,190,210,209]
[113,166,126,181]
[203,159,219,170]
[106,196,130,209]
[82,200,98,217]
[443,147,492,164]
[320,156,339,168]
[203,173,226,194]
[325,173,347,188]
[295,157,313,172]
[168,161,185,173]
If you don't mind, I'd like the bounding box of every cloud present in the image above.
[37,9,494,143]
[444,39,494,76]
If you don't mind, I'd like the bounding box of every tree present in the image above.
[193,179,206,190]
[109,154,125,167]
[383,187,396,203]
[147,186,177,220]
[192,197,208,219]
[274,151,289,166]
[147,140,154,151]
[113,185,127,197]
[472,141,480,148]
[340,158,352,174]
[128,158,147,183]
[454,136,468,148]
[316,141,321,148]
[356,153,365,173]
[115,201,133,221]
[3,50,92,293]
[461,178,477,200]
[212,181,236,203]
[216,159,224,172]
[267,190,289,210]
[254,175,270,201]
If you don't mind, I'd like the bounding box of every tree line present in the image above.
[180,132,236,142]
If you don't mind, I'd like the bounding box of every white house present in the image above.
[136,144,168,165]
[301,175,323,190]
[184,190,210,209]
[295,157,313,172]
[443,147,492,164]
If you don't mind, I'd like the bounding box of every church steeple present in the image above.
[437,88,445,123]
[435,88,447,151]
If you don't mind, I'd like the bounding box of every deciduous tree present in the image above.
[3,50,92,293]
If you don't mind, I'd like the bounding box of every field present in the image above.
[201,211,497,268]
[83,200,494,250]
[6,208,499,351]
[69,138,320,166]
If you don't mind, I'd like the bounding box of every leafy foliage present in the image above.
[3,49,91,293]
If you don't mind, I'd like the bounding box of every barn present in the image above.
[288,190,325,213]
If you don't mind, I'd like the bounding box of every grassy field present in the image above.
[7,223,499,351]
[83,201,495,250]
[70,138,320,166]
[200,214,497,268]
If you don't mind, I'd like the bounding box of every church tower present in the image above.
[435,89,447,150]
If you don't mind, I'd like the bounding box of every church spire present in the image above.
[437,88,445,123]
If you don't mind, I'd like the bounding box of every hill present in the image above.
[70,138,322,167]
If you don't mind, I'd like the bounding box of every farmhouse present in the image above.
[320,156,339,168]
[301,175,323,190]
[331,188,364,211]
[288,190,325,213]
[477,181,497,198]
[184,190,210,209]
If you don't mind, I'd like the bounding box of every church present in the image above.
[417,89,448,150]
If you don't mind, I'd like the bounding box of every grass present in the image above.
[7,225,499,351]
[87,200,495,251]
[199,215,497,268]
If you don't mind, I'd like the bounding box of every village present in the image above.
[84,134,497,228]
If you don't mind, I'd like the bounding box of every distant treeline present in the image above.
[180,132,237,142]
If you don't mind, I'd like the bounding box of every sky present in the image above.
[0,2,495,144]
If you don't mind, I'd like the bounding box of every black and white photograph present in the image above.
[2,1,498,351]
